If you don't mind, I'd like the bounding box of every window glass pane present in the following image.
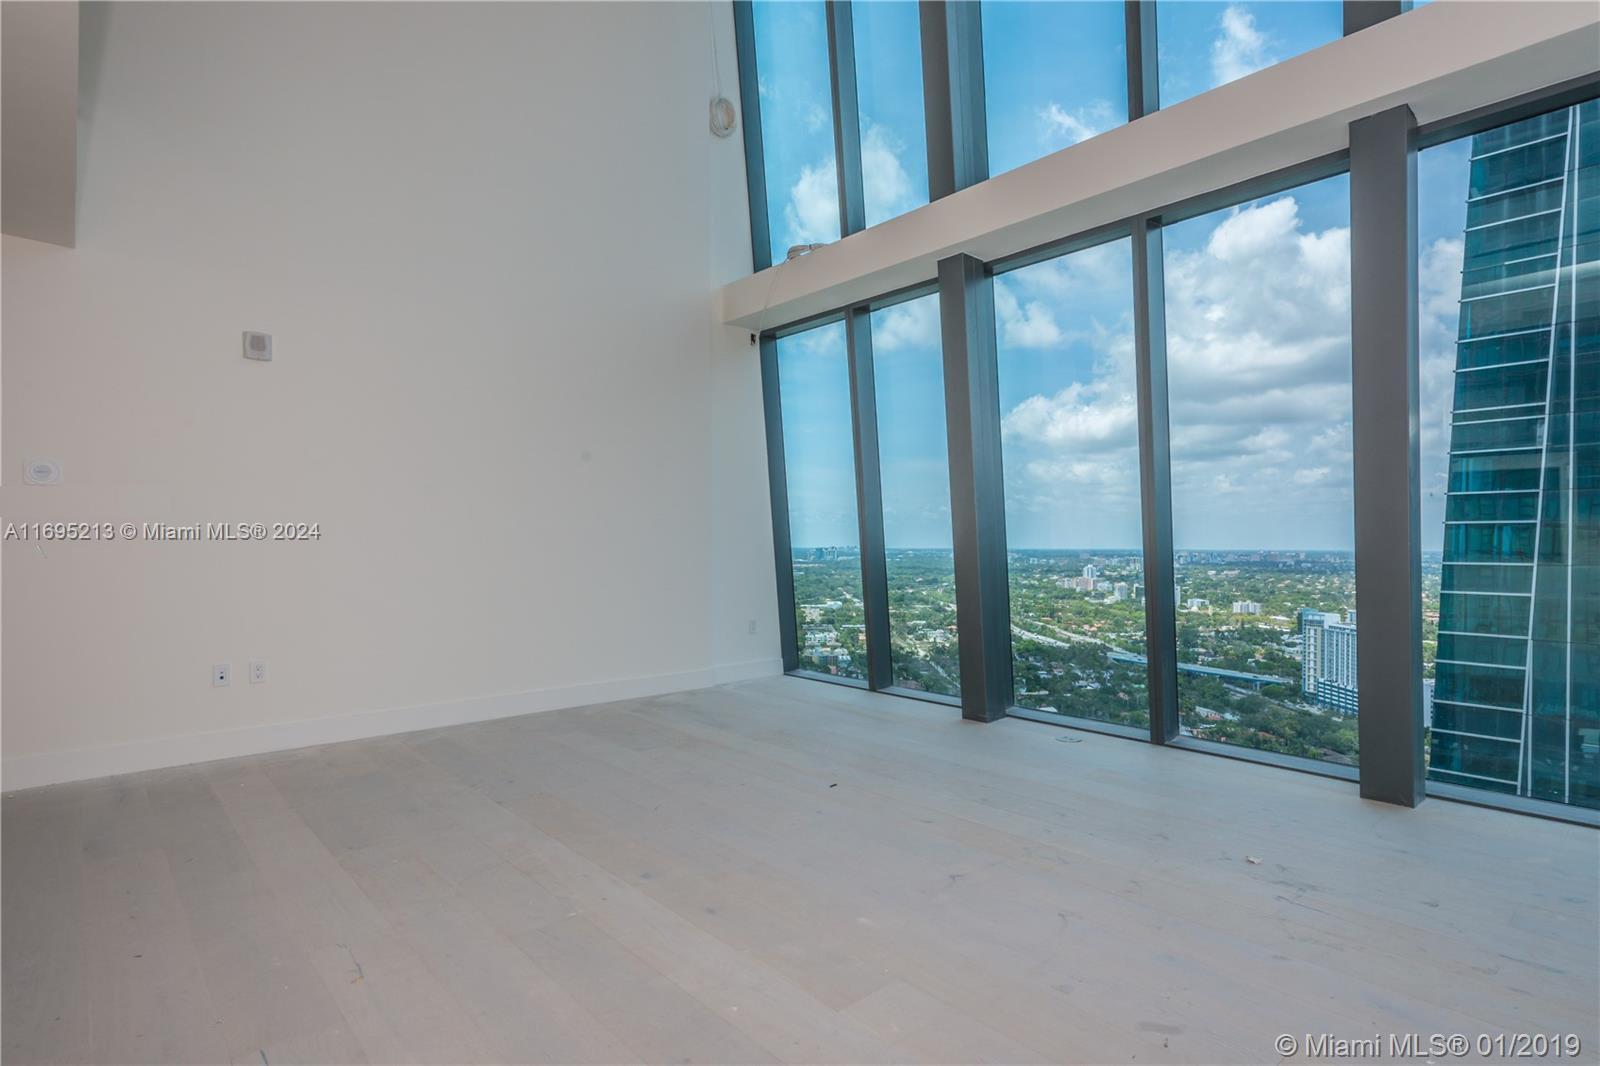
[752,1,839,266]
[996,238,1147,728]
[852,1,929,227]
[1418,98,1600,810]
[1163,174,1357,765]
[871,294,959,695]
[980,1,1127,178]
[1155,1,1342,108]
[777,321,865,680]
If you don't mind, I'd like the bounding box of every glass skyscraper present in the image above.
[1430,101,1599,809]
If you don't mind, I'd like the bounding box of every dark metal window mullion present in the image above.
[1343,1,1408,37]
[846,306,894,691]
[1131,217,1181,745]
[759,335,800,673]
[827,1,867,237]
[731,1,772,272]
[1125,0,1159,121]
[919,1,988,201]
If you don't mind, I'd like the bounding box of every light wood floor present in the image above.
[4,676,1597,1065]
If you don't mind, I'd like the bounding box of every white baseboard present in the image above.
[1,657,784,793]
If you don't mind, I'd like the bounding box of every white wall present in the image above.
[1,1,779,789]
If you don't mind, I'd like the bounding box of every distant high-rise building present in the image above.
[1082,564,1098,580]
[1232,600,1263,615]
[1297,607,1341,633]
[1430,102,1598,809]
[1112,581,1130,602]
[1302,614,1358,715]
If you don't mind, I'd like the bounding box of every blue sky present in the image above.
[766,3,1465,553]
[1155,2,1342,108]
[753,0,1346,251]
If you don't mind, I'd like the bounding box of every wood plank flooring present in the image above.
[5,676,1597,1064]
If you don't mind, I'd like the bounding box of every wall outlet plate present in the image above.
[249,659,267,684]
[213,663,230,687]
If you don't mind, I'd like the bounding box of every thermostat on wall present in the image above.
[243,330,273,361]
[24,458,61,485]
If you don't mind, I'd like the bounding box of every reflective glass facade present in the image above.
[1426,102,1600,809]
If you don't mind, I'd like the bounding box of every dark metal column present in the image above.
[826,2,866,236]
[1350,104,1425,806]
[939,254,1011,722]
[1131,218,1181,744]
[846,307,893,690]
[919,0,987,201]
[759,336,800,673]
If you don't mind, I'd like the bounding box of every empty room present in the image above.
[2,0,1598,1063]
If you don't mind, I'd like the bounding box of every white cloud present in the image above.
[783,122,917,249]
[784,158,839,249]
[861,122,914,227]
[1163,194,1350,398]
[1000,186,1361,548]
[1211,4,1276,87]
[995,282,1064,348]
[1037,100,1117,151]
[872,295,939,352]
[1004,384,1137,454]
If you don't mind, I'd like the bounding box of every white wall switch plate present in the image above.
[213,663,231,687]
[249,659,267,684]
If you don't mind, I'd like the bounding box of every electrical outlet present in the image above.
[249,659,268,684]
[213,663,231,687]
[747,619,758,635]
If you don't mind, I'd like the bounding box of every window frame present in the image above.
[744,0,1600,826]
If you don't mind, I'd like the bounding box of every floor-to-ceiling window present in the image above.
[979,1,1128,178]
[776,321,867,680]
[1163,174,1358,766]
[1418,100,1599,810]
[995,238,1148,728]
[871,294,960,696]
